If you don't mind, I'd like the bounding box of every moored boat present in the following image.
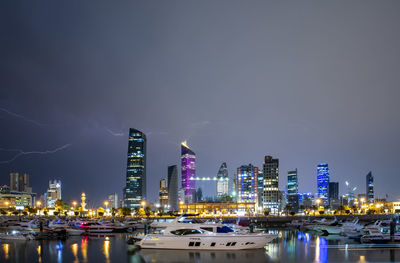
[131,225,277,250]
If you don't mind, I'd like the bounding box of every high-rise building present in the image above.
[181,141,196,203]
[10,173,31,193]
[108,193,118,209]
[366,171,374,203]
[216,162,229,197]
[257,170,263,212]
[167,165,179,211]
[46,180,61,208]
[237,164,258,204]
[124,128,146,209]
[263,156,279,214]
[317,163,330,206]
[328,182,339,202]
[159,179,169,207]
[233,173,238,201]
[287,169,299,212]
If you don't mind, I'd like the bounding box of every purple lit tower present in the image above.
[181,141,196,203]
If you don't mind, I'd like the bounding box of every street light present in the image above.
[36,201,41,208]
[104,201,109,216]
[141,201,146,207]
[72,201,77,207]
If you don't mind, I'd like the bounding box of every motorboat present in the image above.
[319,218,364,235]
[361,229,400,244]
[131,224,278,250]
[0,230,35,240]
[65,227,85,236]
[124,218,148,230]
[98,220,129,232]
[78,221,114,233]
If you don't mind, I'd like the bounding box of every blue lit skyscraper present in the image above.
[124,128,146,209]
[287,169,299,212]
[366,171,374,203]
[237,164,258,204]
[317,163,329,206]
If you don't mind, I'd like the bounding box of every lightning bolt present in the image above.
[0,107,45,126]
[104,128,124,136]
[0,144,71,164]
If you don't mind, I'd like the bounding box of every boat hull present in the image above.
[137,234,277,250]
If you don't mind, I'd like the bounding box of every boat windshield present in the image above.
[216,226,234,233]
[170,229,203,235]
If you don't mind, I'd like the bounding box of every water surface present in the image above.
[1,230,400,262]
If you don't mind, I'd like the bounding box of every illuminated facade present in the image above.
[46,180,61,208]
[366,171,374,203]
[237,164,258,204]
[181,141,196,203]
[257,170,263,212]
[124,128,146,209]
[287,169,299,212]
[317,163,330,206]
[216,162,229,197]
[108,193,118,209]
[0,193,32,209]
[263,156,279,214]
[159,179,169,207]
[179,202,256,216]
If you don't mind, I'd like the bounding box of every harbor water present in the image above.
[1,230,400,262]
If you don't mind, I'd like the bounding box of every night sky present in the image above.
[1,1,400,207]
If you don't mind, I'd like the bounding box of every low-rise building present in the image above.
[0,192,33,209]
[179,201,256,216]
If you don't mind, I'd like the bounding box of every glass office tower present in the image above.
[287,169,299,212]
[181,141,196,203]
[124,128,146,209]
[317,163,329,206]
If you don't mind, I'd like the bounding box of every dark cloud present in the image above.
[1,1,400,204]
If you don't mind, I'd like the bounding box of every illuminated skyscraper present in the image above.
[216,162,229,197]
[108,193,118,209]
[237,164,258,203]
[181,141,196,203]
[263,156,279,214]
[124,128,146,209]
[167,165,179,211]
[366,171,374,203]
[317,163,330,206]
[46,180,61,208]
[287,169,299,212]
[159,179,169,207]
[257,170,263,212]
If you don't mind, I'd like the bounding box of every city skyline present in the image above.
[1,1,400,204]
[0,131,391,205]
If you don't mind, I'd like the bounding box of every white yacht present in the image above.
[78,221,114,233]
[133,224,277,250]
[0,230,35,240]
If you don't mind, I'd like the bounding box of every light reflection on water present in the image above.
[0,230,399,262]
